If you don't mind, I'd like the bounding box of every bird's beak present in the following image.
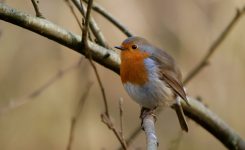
[114,46,125,50]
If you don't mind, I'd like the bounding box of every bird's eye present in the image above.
[132,45,138,49]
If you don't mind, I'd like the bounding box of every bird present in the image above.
[115,36,189,132]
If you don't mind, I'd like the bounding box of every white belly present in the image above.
[123,78,174,109]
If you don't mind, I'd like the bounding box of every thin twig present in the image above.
[66,81,93,150]
[101,113,128,150]
[81,1,127,149]
[183,8,245,85]
[0,58,84,114]
[67,0,111,134]
[65,0,83,29]
[81,2,127,149]
[30,0,44,18]
[81,0,109,117]
[71,0,109,48]
[119,98,124,139]
[83,0,133,37]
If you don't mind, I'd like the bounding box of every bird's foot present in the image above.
[140,107,157,130]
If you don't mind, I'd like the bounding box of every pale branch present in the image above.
[123,97,245,150]
[183,7,245,85]
[0,3,245,150]
[30,0,44,18]
[182,97,245,150]
[142,114,158,150]
[119,108,164,150]
[83,0,133,37]
[72,0,109,48]
[0,3,120,73]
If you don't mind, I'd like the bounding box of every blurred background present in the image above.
[0,0,245,149]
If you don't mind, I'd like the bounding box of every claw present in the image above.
[140,107,157,130]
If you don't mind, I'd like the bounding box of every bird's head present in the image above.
[115,36,151,53]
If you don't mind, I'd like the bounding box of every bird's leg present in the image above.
[140,107,157,130]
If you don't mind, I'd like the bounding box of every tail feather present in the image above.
[173,103,188,132]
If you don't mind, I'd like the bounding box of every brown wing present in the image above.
[149,47,189,105]
[160,69,188,103]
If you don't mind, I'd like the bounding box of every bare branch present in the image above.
[66,82,93,150]
[81,0,110,117]
[101,114,128,150]
[0,58,84,114]
[81,1,127,149]
[30,0,44,18]
[0,3,120,73]
[183,8,245,85]
[119,98,124,139]
[66,0,110,119]
[183,97,245,150]
[1,3,245,150]
[142,114,158,150]
[83,0,133,37]
[71,0,109,48]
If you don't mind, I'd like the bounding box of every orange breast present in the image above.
[120,50,150,85]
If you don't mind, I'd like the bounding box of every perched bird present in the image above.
[115,36,189,132]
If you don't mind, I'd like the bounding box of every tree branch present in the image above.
[71,0,109,48]
[101,113,128,150]
[142,114,158,150]
[183,97,245,150]
[119,98,124,139]
[0,3,245,150]
[81,0,110,117]
[83,0,133,37]
[0,58,84,114]
[30,0,44,18]
[183,7,245,85]
[64,0,83,29]
[66,82,93,150]
[81,1,127,149]
[0,3,120,73]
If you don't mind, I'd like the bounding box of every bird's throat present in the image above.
[120,51,150,85]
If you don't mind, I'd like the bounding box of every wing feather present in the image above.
[149,47,189,104]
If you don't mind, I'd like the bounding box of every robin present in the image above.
[115,36,189,132]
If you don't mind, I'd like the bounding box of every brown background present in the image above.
[0,0,245,149]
